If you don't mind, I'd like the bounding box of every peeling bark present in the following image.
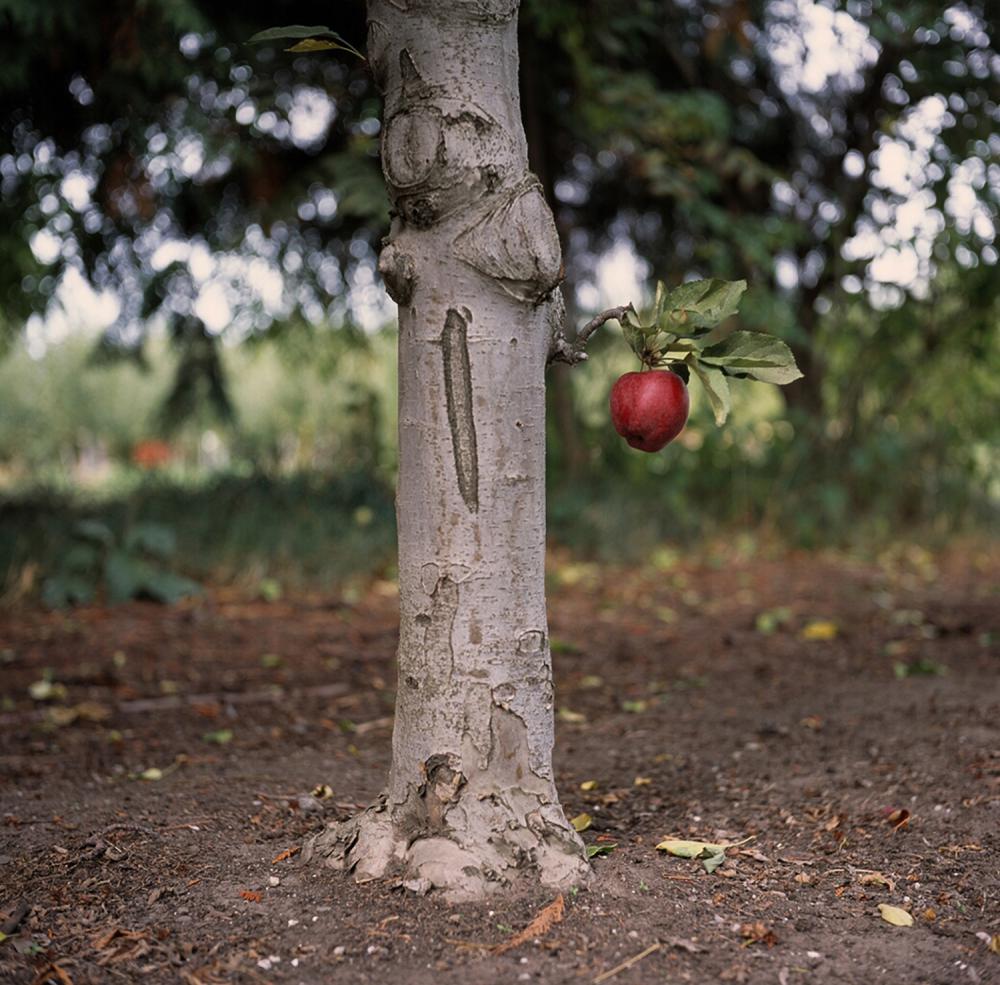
[306,0,589,900]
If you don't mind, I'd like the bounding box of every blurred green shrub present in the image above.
[42,519,201,608]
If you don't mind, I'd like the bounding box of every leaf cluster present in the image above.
[615,279,801,424]
[247,25,364,59]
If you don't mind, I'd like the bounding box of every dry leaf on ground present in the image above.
[493,894,565,955]
[877,904,913,927]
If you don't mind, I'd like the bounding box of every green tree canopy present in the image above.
[1,0,996,421]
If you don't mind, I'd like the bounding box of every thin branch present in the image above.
[548,304,633,366]
[593,943,662,984]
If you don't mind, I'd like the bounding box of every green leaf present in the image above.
[248,24,337,42]
[105,552,201,604]
[586,843,617,858]
[755,607,792,634]
[141,570,202,605]
[247,25,363,59]
[203,729,234,745]
[125,523,176,559]
[63,543,100,573]
[656,835,752,872]
[42,574,95,609]
[701,849,727,874]
[619,305,647,359]
[105,551,143,604]
[657,278,747,332]
[74,519,114,546]
[893,658,947,678]
[699,331,803,384]
[687,358,731,426]
[653,280,668,322]
[656,837,724,858]
[285,38,350,53]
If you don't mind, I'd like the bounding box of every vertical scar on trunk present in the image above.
[441,308,479,512]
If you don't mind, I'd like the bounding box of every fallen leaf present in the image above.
[570,813,592,833]
[755,607,791,634]
[740,922,778,948]
[859,872,895,892]
[492,894,564,954]
[633,776,652,787]
[666,937,702,953]
[46,706,79,727]
[29,963,73,985]
[883,808,910,830]
[580,780,598,791]
[656,835,752,874]
[138,768,163,782]
[656,838,722,858]
[893,658,946,678]
[202,729,233,745]
[656,835,752,857]
[271,846,301,864]
[241,890,262,903]
[974,931,999,953]
[800,620,838,641]
[877,904,913,927]
[587,843,616,858]
[702,851,727,874]
[558,708,586,724]
[29,679,68,702]
[311,784,334,800]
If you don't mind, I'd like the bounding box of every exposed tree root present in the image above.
[304,781,590,902]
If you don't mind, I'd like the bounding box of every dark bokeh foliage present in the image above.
[0,0,997,595]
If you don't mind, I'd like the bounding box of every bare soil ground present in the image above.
[1,545,998,985]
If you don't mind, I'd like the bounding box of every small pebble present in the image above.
[268,876,280,887]
[333,945,346,957]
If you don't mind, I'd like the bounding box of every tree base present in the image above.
[304,788,591,902]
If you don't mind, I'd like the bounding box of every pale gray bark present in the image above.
[305,0,589,899]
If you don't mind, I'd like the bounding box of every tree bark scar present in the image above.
[423,575,459,682]
[441,308,479,512]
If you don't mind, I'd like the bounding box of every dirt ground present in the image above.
[1,544,998,985]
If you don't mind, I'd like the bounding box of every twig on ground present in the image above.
[593,942,662,984]
[74,823,159,865]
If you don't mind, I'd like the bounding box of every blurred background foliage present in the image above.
[0,0,997,600]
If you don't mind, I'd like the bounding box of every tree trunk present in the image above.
[306,0,589,900]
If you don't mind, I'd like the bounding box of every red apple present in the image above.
[610,370,689,452]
